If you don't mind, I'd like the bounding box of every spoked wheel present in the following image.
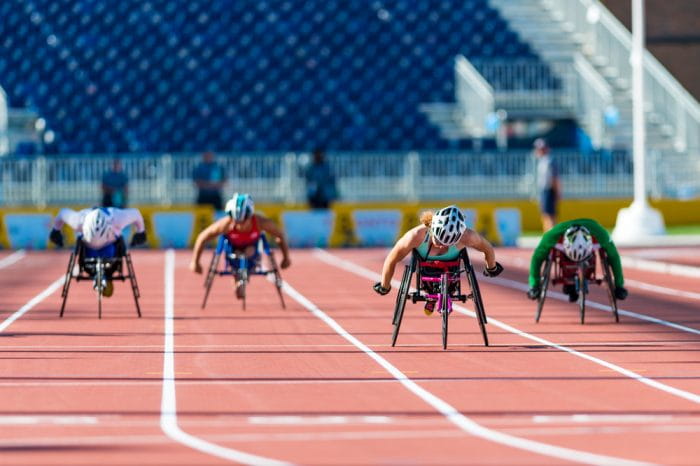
[600,250,619,322]
[201,251,221,309]
[440,273,450,350]
[96,259,103,319]
[268,252,286,309]
[466,264,489,347]
[59,251,77,318]
[391,264,412,347]
[576,264,587,324]
[235,268,248,311]
[535,253,553,323]
[125,253,142,318]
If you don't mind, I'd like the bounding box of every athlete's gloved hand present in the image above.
[483,262,504,277]
[527,287,540,300]
[614,286,628,300]
[130,231,147,247]
[49,229,64,248]
[373,282,391,296]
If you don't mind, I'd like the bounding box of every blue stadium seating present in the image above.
[0,0,548,153]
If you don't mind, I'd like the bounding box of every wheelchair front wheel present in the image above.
[440,273,449,350]
[391,265,412,347]
[466,265,489,347]
[535,253,553,323]
[600,250,619,322]
[576,265,587,324]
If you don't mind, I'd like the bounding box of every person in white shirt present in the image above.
[49,207,147,297]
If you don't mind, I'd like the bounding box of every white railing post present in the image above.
[280,152,298,205]
[404,151,420,202]
[455,55,494,138]
[32,156,48,208]
[159,154,172,206]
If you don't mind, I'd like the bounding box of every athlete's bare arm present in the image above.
[458,229,496,269]
[379,226,426,289]
[257,215,291,269]
[189,217,232,274]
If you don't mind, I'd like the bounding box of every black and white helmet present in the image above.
[431,205,466,246]
[562,225,593,262]
[225,193,254,221]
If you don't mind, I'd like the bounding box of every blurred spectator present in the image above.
[305,148,337,209]
[102,158,129,208]
[193,151,227,210]
[534,139,560,231]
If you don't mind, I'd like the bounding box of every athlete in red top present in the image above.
[189,193,291,275]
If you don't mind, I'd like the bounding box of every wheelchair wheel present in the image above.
[125,252,142,318]
[96,259,104,319]
[391,264,412,347]
[576,264,587,324]
[440,273,449,350]
[535,253,554,323]
[59,249,77,318]
[466,263,489,347]
[600,250,619,322]
[235,268,248,311]
[268,251,286,309]
[201,250,222,309]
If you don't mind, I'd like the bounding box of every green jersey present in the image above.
[528,218,624,288]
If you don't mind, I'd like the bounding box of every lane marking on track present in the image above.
[0,249,26,269]
[314,251,700,403]
[160,249,291,466]
[490,276,700,337]
[248,416,392,425]
[0,415,98,425]
[532,414,674,424]
[621,256,700,279]
[0,276,64,333]
[284,260,649,466]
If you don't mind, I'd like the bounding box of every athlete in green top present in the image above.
[372,205,504,315]
[527,218,628,302]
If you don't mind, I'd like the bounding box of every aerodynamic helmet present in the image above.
[82,208,116,249]
[431,205,466,246]
[562,225,593,262]
[225,193,255,222]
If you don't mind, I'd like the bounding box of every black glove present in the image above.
[373,282,391,296]
[527,287,540,300]
[49,229,64,248]
[614,286,628,300]
[130,231,147,247]
[483,262,504,277]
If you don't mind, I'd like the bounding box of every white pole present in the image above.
[631,0,647,208]
[611,0,665,244]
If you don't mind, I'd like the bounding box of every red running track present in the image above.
[0,247,699,464]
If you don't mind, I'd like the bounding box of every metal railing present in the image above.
[455,56,494,137]
[0,150,656,207]
[546,0,700,153]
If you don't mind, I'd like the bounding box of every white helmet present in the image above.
[82,208,116,249]
[225,193,254,221]
[562,225,593,262]
[431,205,466,246]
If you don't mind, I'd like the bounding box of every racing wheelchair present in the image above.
[391,248,489,350]
[535,242,619,324]
[60,237,142,319]
[201,233,285,310]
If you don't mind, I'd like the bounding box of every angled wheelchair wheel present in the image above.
[268,251,286,309]
[201,250,222,310]
[96,258,104,319]
[59,248,78,318]
[391,264,412,347]
[576,264,587,324]
[235,267,248,311]
[464,256,489,347]
[124,252,142,318]
[440,273,450,350]
[600,250,619,322]
[535,252,554,323]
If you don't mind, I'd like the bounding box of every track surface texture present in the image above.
[1,247,699,465]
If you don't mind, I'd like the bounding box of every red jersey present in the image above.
[226,216,261,248]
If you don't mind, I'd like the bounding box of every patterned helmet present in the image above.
[562,225,593,262]
[431,205,466,246]
[82,208,116,248]
[225,193,255,221]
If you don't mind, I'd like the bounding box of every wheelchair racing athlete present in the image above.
[48,207,147,297]
[526,218,628,303]
[189,193,291,298]
[372,205,504,315]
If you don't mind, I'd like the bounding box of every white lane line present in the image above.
[315,250,700,404]
[531,414,675,424]
[621,256,700,279]
[0,415,98,425]
[283,269,647,466]
[160,249,290,466]
[0,276,64,333]
[491,276,700,337]
[624,279,700,301]
[248,415,392,425]
[0,249,26,269]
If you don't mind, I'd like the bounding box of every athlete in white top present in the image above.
[49,207,147,249]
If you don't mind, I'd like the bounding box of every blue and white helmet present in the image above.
[431,205,466,246]
[82,208,116,248]
[563,225,593,262]
[225,193,255,221]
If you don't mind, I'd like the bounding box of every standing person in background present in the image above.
[102,158,128,208]
[534,138,560,231]
[305,148,337,209]
[193,151,227,211]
